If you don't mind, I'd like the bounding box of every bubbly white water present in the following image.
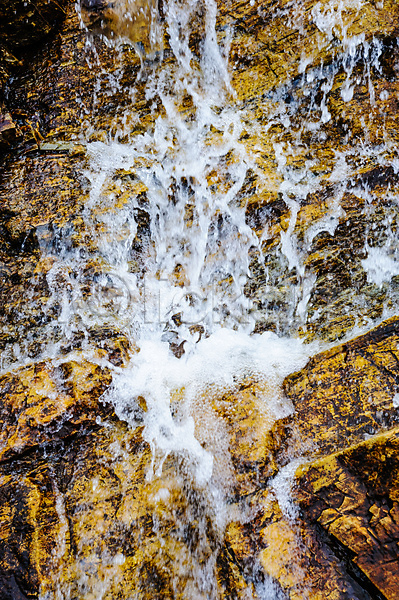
[107,328,310,482]
[69,0,318,484]
[9,0,399,597]
[30,0,317,598]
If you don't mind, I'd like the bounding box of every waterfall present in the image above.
[19,0,311,597]
[3,0,399,597]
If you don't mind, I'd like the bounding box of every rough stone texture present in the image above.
[281,316,399,460]
[0,112,17,145]
[2,320,399,599]
[0,361,286,599]
[227,489,376,600]
[80,0,162,56]
[0,355,112,463]
[0,0,69,148]
[1,0,399,598]
[222,317,399,599]
[296,428,399,600]
[1,349,392,600]
[1,0,399,352]
[0,0,69,51]
[216,0,399,341]
[0,2,153,365]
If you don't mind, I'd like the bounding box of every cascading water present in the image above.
[3,0,399,597]
[12,1,311,598]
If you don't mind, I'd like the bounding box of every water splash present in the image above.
[30,0,315,597]
[7,0,399,596]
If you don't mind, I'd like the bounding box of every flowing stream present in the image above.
[3,0,399,597]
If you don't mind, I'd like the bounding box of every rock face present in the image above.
[0,360,283,599]
[2,0,399,353]
[241,317,399,600]
[1,321,399,598]
[282,316,399,458]
[80,0,162,56]
[0,356,112,462]
[277,316,399,599]
[297,428,399,600]
[0,0,68,51]
[0,0,69,146]
[1,0,399,598]
[219,0,399,341]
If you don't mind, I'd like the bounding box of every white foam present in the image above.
[270,458,306,521]
[361,246,399,287]
[311,0,364,51]
[107,328,313,486]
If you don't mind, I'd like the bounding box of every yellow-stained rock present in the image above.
[0,398,257,599]
[2,0,399,350]
[219,0,399,102]
[296,427,399,600]
[2,320,399,598]
[1,0,399,598]
[227,488,373,600]
[186,380,286,496]
[0,353,112,462]
[281,316,399,459]
[80,0,162,58]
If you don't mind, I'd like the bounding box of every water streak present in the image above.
[7,0,399,596]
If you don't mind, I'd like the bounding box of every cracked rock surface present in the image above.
[1,0,399,598]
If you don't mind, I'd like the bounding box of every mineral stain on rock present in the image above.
[1,0,399,598]
[79,0,162,59]
[296,428,399,600]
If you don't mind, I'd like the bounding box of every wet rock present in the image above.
[0,354,113,462]
[0,0,69,52]
[2,0,398,348]
[227,487,377,600]
[0,0,399,598]
[218,0,399,342]
[0,0,70,158]
[280,316,399,460]
[219,0,399,101]
[174,378,289,498]
[79,0,162,58]
[0,112,17,145]
[2,328,399,599]
[0,365,275,599]
[296,427,399,600]
[240,316,399,598]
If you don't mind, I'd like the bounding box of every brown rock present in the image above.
[1,0,399,351]
[0,391,260,599]
[0,0,69,51]
[185,380,286,497]
[80,0,162,58]
[296,427,399,600]
[0,353,113,462]
[2,326,399,599]
[0,0,399,598]
[281,316,399,459]
[227,488,375,600]
[0,112,17,145]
